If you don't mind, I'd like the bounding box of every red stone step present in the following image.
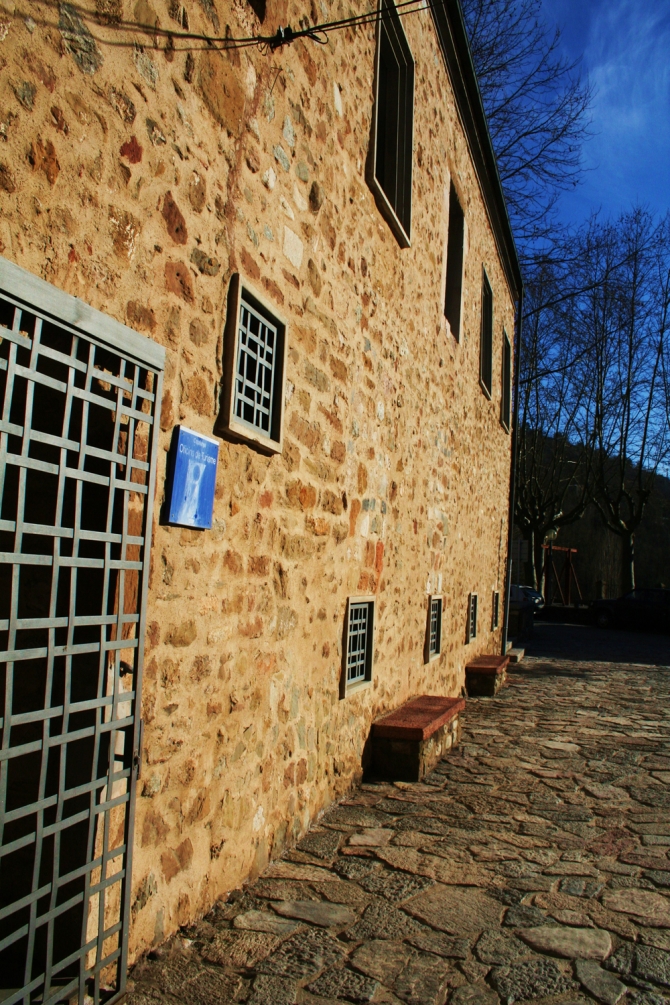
[465,654,509,697]
[372,695,466,742]
[465,655,510,675]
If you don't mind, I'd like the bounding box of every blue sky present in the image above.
[541,0,670,225]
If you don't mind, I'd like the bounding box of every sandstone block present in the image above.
[517,924,612,959]
[271,900,355,929]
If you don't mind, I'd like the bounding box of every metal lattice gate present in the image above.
[0,258,164,1005]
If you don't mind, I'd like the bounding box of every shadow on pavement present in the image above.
[520,620,670,668]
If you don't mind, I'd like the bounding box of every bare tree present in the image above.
[461,0,592,254]
[514,210,670,595]
[585,210,670,592]
[515,261,595,591]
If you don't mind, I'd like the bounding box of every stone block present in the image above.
[369,696,465,782]
[465,655,510,696]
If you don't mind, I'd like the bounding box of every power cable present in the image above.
[46,0,444,53]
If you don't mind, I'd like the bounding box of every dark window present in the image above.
[428,596,442,658]
[480,271,493,396]
[493,591,500,629]
[445,183,464,339]
[346,599,375,685]
[468,593,478,641]
[501,330,511,431]
[371,0,414,246]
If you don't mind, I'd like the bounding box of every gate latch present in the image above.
[134,718,145,780]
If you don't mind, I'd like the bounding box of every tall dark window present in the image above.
[371,0,414,247]
[445,183,464,339]
[501,330,511,431]
[480,271,493,396]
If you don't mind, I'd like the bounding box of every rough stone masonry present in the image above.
[126,625,670,1005]
[0,0,518,963]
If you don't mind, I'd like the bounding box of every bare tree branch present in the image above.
[462,0,592,254]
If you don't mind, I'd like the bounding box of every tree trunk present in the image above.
[535,534,547,599]
[529,530,536,589]
[621,532,635,594]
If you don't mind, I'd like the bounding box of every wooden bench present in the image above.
[465,654,509,696]
[369,695,465,782]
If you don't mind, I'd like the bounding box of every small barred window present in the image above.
[235,296,278,435]
[428,595,443,659]
[468,593,478,642]
[345,598,375,689]
[218,274,288,453]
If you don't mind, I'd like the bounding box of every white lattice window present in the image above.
[426,595,443,661]
[493,590,500,629]
[467,593,478,642]
[218,274,288,453]
[343,597,375,694]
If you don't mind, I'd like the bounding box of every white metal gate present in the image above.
[0,258,164,1005]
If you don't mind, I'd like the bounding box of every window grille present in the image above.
[501,330,511,431]
[468,593,478,641]
[370,0,415,247]
[428,595,442,658]
[0,256,163,1005]
[218,275,288,454]
[480,271,493,396]
[235,297,277,435]
[493,590,500,629]
[346,600,374,686]
[444,183,465,340]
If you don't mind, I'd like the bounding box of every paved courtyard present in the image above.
[128,623,670,1005]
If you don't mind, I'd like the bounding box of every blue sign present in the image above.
[167,426,219,529]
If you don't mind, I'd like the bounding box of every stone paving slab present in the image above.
[127,624,670,1005]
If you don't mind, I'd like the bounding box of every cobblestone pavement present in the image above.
[128,624,670,1005]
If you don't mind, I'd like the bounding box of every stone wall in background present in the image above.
[0,0,515,960]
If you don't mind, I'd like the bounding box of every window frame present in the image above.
[342,595,376,696]
[368,0,415,249]
[217,272,289,454]
[425,594,443,662]
[492,590,500,630]
[444,181,465,341]
[467,593,478,643]
[479,269,493,399]
[501,329,511,432]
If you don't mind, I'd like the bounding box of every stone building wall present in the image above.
[0,0,517,961]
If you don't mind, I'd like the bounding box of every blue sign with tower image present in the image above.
[167,426,219,529]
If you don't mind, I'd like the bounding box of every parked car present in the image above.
[591,588,670,632]
[510,584,545,610]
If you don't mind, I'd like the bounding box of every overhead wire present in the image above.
[49,0,444,52]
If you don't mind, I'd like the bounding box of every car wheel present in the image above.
[596,610,611,629]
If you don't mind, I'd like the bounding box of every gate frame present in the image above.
[0,255,165,1005]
